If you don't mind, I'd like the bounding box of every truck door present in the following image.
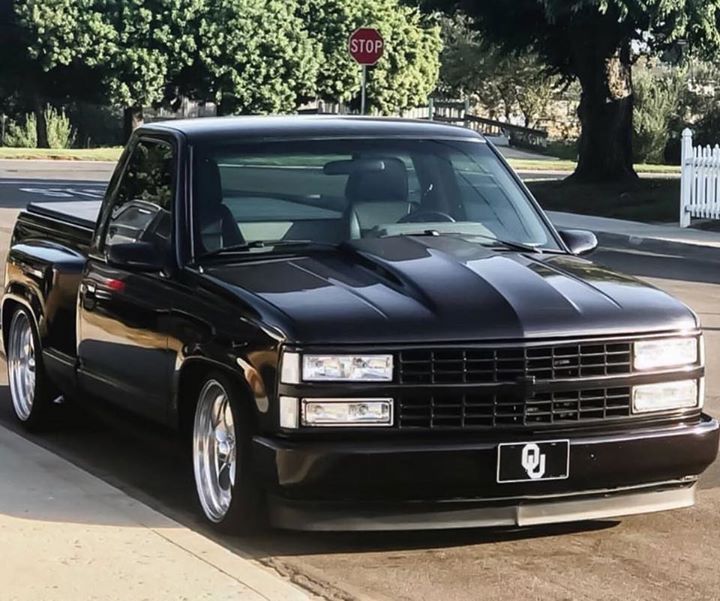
[77,137,176,422]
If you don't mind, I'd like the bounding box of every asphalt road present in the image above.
[1,171,719,601]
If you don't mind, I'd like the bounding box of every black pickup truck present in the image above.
[2,116,718,531]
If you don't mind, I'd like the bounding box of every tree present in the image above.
[425,0,720,182]
[1,0,108,147]
[96,0,206,139]
[297,0,442,114]
[176,0,319,115]
[438,14,559,128]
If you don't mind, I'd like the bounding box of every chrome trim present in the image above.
[192,379,237,523]
[7,310,36,421]
[300,397,394,427]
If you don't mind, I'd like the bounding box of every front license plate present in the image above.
[497,440,570,483]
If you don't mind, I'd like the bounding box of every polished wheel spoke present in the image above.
[8,312,36,421]
[192,380,238,523]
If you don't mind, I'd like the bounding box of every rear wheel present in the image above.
[192,372,264,532]
[6,307,57,430]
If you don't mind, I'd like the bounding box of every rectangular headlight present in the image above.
[632,380,699,413]
[634,338,698,371]
[301,399,393,426]
[303,354,393,382]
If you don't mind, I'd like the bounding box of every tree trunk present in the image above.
[123,106,144,143]
[569,42,637,183]
[216,95,234,117]
[33,95,49,149]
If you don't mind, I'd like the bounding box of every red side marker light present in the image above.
[107,279,125,292]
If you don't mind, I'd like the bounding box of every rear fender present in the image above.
[2,242,86,356]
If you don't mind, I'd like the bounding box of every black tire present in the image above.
[191,370,265,533]
[6,306,59,431]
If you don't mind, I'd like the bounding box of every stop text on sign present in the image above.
[348,28,385,66]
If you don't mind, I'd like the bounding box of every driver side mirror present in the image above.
[558,229,598,256]
[106,242,166,272]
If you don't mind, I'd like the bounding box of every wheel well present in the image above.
[176,360,256,437]
[1,299,21,350]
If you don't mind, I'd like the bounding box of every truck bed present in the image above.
[27,200,101,230]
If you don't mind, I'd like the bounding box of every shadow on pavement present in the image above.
[0,385,618,560]
[591,248,720,285]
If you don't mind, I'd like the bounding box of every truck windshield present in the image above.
[192,138,561,256]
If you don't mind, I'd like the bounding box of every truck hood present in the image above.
[203,235,697,344]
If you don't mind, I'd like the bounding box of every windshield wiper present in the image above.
[200,239,339,259]
[392,230,541,253]
[467,233,542,253]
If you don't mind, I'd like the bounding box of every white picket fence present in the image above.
[680,128,720,227]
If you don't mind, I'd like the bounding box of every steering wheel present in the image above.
[397,210,456,224]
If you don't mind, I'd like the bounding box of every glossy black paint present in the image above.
[1,116,717,523]
[204,235,697,344]
[255,415,719,501]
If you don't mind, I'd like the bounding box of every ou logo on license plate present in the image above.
[496,440,570,483]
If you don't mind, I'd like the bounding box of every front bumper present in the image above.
[253,415,719,530]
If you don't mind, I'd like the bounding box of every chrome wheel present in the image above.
[8,311,36,421]
[193,379,237,523]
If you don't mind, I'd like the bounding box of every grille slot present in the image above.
[398,342,633,385]
[397,387,632,430]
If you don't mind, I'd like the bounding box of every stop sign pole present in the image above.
[348,27,385,115]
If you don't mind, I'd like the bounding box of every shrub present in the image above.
[45,106,76,149]
[2,105,77,149]
[4,113,37,148]
[633,67,685,164]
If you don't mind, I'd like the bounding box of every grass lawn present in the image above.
[508,158,680,174]
[527,177,680,223]
[0,147,122,161]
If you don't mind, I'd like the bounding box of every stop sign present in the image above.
[348,28,385,66]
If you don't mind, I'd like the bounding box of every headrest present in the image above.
[345,157,408,204]
[196,158,223,213]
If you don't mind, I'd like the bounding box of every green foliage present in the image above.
[633,65,685,164]
[186,0,319,114]
[361,2,441,114]
[438,14,560,127]
[441,1,720,78]
[4,114,37,148]
[16,0,114,70]
[45,105,77,148]
[98,0,206,109]
[294,0,442,114]
[3,105,77,148]
[426,0,720,179]
[7,0,443,132]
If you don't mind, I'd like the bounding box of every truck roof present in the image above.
[140,115,485,144]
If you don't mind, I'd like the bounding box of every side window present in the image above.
[104,139,174,255]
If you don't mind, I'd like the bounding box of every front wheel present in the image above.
[6,307,57,430]
[192,372,264,532]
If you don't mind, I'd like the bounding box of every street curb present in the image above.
[0,427,315,601]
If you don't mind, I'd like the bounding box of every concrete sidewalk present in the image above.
[549,211,720,262]
[0,427,313,601]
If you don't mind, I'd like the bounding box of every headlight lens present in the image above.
[633,338,698,371]
[632,379,700,413]
[301,399,393,426]
[302,354,393,382]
